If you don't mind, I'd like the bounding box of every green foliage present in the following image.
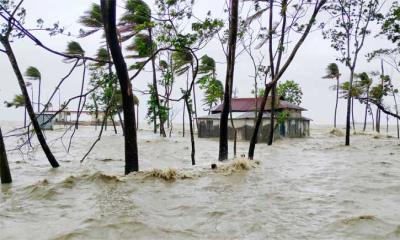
[277,80,303,105]
[121,0,151,26]
[146,84,168,125]
[65,41,85,56]
[4,94,25,108]
[277,110,290,125]
[323,63,340,79]
[25,66,41,80]
[381,1,400,46]
[126,34,153,58]
[94,47,110,67]
[172,49,193,76]
[198,54,216,74]
[78,3,102,29]
[196,55,223,112]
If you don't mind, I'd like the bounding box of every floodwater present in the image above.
[1,122,400,240]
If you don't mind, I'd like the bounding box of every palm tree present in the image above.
[78,3,103,37]
[355,72,372,131]
[323,63,341,128]
[120,0,166,137]
[65,41,85,129]
[173,49,194,136]
[133,94,139,130]
[25,66,41,113]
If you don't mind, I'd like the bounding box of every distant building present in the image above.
[197,97,311,142]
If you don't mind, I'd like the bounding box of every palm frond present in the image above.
[25,66,41,80]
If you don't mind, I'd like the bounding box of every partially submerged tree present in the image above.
[219,0,239,161]
[0,1,59,168]
[0,127,12,184]
[248,0,327,159]
[322,0,383,145]
[100,0,138,174]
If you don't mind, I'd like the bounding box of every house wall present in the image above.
[198,118,310,141]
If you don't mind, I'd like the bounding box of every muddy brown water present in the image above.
[1,123,400,239]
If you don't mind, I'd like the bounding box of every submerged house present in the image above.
[197,97,311,142]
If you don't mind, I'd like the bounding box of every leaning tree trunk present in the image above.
[218,0,239,161]
[149,28,166,137]
[1,39,59,168]
[118,111,125,135]
[184,96,195,165]
[101,0,138,174]
[248,84,273,159]
[0,127,12,184]
[268,83,276,145]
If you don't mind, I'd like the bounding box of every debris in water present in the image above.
[342,215,376,224]
[329,128,344,137]
[146,168,178,181]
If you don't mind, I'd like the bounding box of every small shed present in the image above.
[197,97,311,142]
[37,113,55,130]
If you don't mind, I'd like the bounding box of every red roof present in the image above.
[211,97,306,113]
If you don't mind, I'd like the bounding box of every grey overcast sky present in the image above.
[1,0,398,126]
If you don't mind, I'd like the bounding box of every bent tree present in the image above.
[322,0,382,146]
[0,1,59,168]
[248,0,327,160]
[219,0,239,161]
[100,0,138,174]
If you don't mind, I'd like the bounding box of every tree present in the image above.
[323,63,341,128]
[248,0,327,159]
[277,80,303,105]
[0,127,12,184]
[121,0,167,137]
[355,72,373,131]
[322,0,382,145]
[0,1,59,168]
[100,0,138,174]
[197,55,223,113]
[24,66,41,113]
[219,0,239,161]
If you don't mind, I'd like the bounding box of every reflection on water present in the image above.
[1,123,400,240]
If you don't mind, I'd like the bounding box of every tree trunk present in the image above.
[101,0,138,174]
[149,28,166,137]
[218,0,239,161]
[1,39,59,168]
[363,89,369,131]
[248,84,273,160]
[191,65,199,130]
[118,112,125,135]
[334,77,339,128]
[351,97,355,131]
[0,127,12,184]
[184,97,195,165]
[376,108,381,133]
[268,83,276,145]
[111,116,117,134]
[75,60,86,130]
[370,105,375,132]
[137,105,139,130]
[38,78,41,113]
[345,70,354,146]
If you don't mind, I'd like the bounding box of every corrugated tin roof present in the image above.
[211,97,307,113]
